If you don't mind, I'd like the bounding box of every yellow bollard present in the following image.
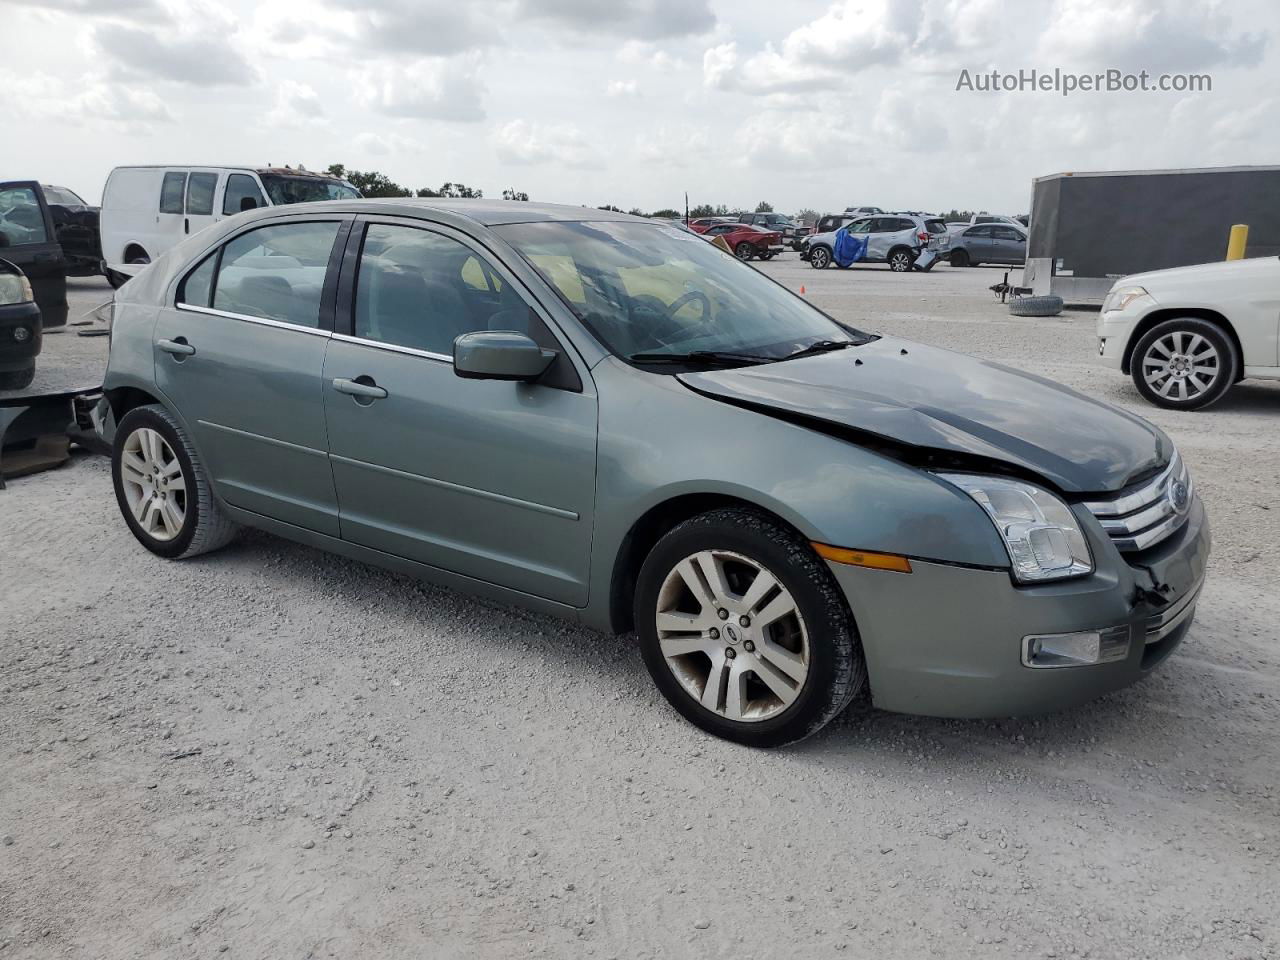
[1226,224,1249,260]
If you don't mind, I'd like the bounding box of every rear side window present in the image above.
[223,174,266,216]
[186,173,217,216]
[212,221,340,328]
[0,185,49,245]
[178,252,217,307]
[160,172,187,214]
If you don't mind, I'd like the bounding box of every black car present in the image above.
[0,180,68,328]
[41,184,102,277]
[0,259,42,390]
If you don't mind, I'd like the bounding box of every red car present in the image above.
[687,217,735,233]
[698,222,784,260]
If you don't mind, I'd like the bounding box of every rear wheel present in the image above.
[1131,318,1237,410]
[112,404,238,559]
[759,251,775,260]
[734,242,755,261]
[887,248,914,272]
[809,246,832,270]
[635,508,865,747]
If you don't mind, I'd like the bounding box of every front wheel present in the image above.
[809,246,832,269]
[0,366,35,390]
[635,508,866,747]
[759,251,775,260]
[949,249,970,268]
[1131,318,1238,410]
[112,404,238,558]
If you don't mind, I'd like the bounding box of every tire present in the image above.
[112,404,238,559]
[106,270,129,290]
[734,242,755,261]
[760,251,775,260]
[809,246,832,270]
[1008,295,1063,317]
[887,248,914,272]
[635,507,866,747]
[949,249,970,268]
[0,366,35,390]
[1130,317,1238,410]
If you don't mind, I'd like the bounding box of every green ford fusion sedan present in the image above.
[93,201,1209,746]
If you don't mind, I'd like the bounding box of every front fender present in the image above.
[582,359,1009,628]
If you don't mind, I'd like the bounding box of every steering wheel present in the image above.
[666,289,712,324]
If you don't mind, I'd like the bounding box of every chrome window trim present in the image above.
[330,332,452,364]
[176,302,331,337]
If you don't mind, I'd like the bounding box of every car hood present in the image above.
[1118,256,1277,291]
[677,337,1170,494]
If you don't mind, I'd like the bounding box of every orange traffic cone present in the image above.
[799,285,806,295]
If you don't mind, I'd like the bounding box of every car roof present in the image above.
[235,197,649,228]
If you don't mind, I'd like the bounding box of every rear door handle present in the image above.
[157,338,196,357]
[332,377,388,400]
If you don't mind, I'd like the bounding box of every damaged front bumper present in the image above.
[827,496,1210,718]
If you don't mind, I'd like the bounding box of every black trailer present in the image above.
[1024,165,1280,302]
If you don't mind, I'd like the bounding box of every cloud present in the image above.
[4,0,162,17]
[635,125,708,165]
[607,79,639,97]
[93,10,257,86]
[514,0,715,40]
[353,55,486,121]
[327,0,501,57]
[265,81,328,128]
[492,120,601,168]
[354,131,422,156]
[1,69,175,134]
[1037,0,1266,73]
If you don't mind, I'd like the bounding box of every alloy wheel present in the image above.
[889,251,911,272]
[654,549,810,723]
[1141,331,1221,403]
[810,248,830,269]
[119,427,187,541]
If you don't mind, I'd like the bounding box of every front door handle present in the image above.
[332,377,388,401]
[157,338,196,357]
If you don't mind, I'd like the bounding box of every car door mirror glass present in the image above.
[453,330,555,382]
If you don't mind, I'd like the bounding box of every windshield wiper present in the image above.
[779,339,858,361]
[627,350,772,367]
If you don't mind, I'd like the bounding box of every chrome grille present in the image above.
[1082,453,1192,552]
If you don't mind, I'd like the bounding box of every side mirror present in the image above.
[453,330,555,382]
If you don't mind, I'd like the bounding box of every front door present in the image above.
[153,216,349,535]
[0,181,68,327]
[322,218,598,606]
[992,226,1025,264]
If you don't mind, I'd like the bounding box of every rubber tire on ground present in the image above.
[809,246,832,269]
[734,242,755,261]
[887,248,914,272]
[634,507,866,747]
[0,366,36,390]
[1130,317,1238,411]
[112,404,238,559]
[949,249,970,268]
[760,251,775,260]
[1008,295,1063,317]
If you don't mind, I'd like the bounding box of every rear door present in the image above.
[0,181,67,327]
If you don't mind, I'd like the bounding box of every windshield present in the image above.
[494,220,861,362]
[258,174,361,205]
[42,187,85,206]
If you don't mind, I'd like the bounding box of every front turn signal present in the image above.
[810,543,912,573]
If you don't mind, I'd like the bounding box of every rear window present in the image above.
[186,172,218,216]
[160,172,186,214]
[924,219,947,234]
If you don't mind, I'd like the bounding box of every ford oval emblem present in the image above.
[1170,480,1190,515]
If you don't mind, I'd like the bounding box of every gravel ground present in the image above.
[2,264,1277,959]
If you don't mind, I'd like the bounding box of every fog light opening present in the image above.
[1022,627,1129,668]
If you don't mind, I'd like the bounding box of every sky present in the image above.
[4,0,1277,216]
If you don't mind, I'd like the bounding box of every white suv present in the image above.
[1097,257,1280,409]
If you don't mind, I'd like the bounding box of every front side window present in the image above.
[212,221,340,328]
[223,174,266,216]
[496,220,862,362]
[186,172,218,216]
[0,186,49,245]
[160,172,187,214]
[354,224,532,356]
[994,226,1025,241]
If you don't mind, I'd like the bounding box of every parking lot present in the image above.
[2,263,1278,958]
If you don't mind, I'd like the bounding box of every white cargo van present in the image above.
[99,165,360,287]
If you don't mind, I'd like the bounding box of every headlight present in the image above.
[1101,285,1150,314]
[937,474,1093,583]
[0,272,33,306]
